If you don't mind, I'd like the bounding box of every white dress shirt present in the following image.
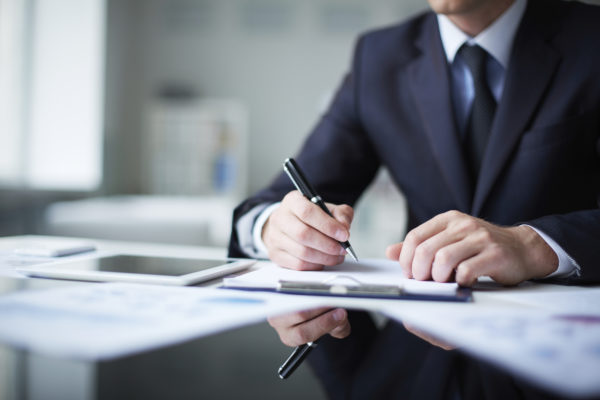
[236,0,579,278]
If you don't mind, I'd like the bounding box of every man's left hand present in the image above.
[386,210,559,286]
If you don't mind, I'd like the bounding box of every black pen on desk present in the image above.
[282,158,359,262]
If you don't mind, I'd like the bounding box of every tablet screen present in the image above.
[65,255,235,276]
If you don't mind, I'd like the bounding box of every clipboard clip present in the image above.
[277,275,402,298]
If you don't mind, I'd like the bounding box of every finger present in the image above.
[329,318,351,339]
[275,233,346,266]
[431,236,483,282]
[412,228,468,281]
[267,307,334,329]
[268,247,326,271]
[399,220,444,277]
[400,211,464,280]
[385,243,402,260]
[288,192,349,242]
[454,252,495,287]
[285,308,349,347]
[385,243,411,277]
[276,208,346,257]
[329,203,354,229]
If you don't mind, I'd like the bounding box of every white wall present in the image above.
[104,0,429,195]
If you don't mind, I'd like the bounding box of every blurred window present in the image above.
[0,0,105,191]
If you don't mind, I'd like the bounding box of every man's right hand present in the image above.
[262,190,354,270]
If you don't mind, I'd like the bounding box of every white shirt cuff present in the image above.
[234,202,281,259]
[252,202,281,258]
[525,225,580,279]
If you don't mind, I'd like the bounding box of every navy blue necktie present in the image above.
[460,44,497,179]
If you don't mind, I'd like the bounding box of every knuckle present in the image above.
[295,225,312,242]
[445,210,462,219]
[405,230,421,245]
[414,242,432,259]
[297,203,314,221]
[476,228,493,242]
[462,219,479,231]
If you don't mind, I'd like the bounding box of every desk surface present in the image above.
[0,235,599,400]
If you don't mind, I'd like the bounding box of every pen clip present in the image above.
[277,276,403,298]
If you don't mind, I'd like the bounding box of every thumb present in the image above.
[386,242,403,261]
[329,203,354,230]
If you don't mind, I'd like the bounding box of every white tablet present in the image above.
[18,255,255,286]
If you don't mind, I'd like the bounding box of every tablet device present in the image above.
[18,255,255,286]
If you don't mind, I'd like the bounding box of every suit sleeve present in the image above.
[228,37,380,258]
[527,209,600,284]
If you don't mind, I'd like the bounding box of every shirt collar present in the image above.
[437,0,527,68]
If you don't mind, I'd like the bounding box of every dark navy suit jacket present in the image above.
[230,0,600,283]
[229,0,600,398]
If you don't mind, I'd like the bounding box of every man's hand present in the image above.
[262,191,354,270]
[386,210,559,286]
[267,307,351,347]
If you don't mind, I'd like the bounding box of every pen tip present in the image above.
[346,246,359,262]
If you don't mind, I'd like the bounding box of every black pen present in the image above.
[282,158,359,262]
[278,340,319,379]
[277,158,358,380]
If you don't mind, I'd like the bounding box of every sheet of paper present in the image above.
[478,287,600,315]
[0,283,324,360]
[223,259,458,296]
[383,303,600,397]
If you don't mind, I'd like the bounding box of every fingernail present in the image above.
[333,309,346,322]
[335,229,348,241]
[339,246,347,255]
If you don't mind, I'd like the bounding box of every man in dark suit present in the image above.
[229,0,600,397]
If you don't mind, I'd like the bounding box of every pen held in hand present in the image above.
[282,158,359,262]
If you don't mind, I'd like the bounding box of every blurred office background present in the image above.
[0,0,430,399]
[0,0,427,255]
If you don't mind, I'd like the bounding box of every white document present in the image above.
[383,303,600,397]
[479,287,600,315]
[0,283,324,360]
[223,259,459,296]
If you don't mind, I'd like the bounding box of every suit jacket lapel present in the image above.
[472,3,561,215]
[407,15,473,212]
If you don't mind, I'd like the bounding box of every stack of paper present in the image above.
[0,283,324,360]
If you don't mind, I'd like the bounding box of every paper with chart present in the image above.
[0,283,324,360]
[223,259,459,296]
[383,302,600,397]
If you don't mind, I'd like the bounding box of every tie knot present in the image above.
[460,44,488,81]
